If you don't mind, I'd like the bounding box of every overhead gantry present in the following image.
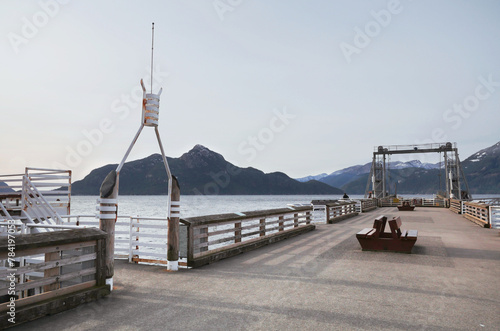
[365,142,472,200]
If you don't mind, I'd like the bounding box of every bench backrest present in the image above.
[388,216,402,239]
[372,216,387,235]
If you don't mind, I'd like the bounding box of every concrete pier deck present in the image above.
[14,207,500,330]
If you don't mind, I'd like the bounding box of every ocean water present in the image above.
[70,193,500,219]
[70,194,363,218]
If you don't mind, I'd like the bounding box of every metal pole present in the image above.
[151,22,154,94]
[116,125,144,173]
[382,154,386,198]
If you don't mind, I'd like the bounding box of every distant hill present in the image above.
[72,145,343,195]
[296,141,500,195]
[0,181,15,193]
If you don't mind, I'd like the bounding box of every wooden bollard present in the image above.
[98,170,119,290]
[167,175,180,271]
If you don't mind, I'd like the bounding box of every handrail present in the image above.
[0,228,109,327]
[181,206,314,267]
[22,176,64,224]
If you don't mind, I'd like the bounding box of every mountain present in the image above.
[462,141,500,194]
[0,181,15,193]
[297,141,500,195]
[295,173,328,182]
[71,145,343,195]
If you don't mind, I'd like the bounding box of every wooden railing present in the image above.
[449,199,463,214]
[463,201,491,228]
[378,197,447,207]
[325,201,358,224]
[0,228,109,327]
[358,199,377,213]
[180,206,314,268]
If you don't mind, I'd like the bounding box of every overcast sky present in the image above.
[1,0,499,180]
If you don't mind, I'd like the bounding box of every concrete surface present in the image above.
[11,208,500,330]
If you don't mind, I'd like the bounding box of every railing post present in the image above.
[306,211,311,224]
[128,216,133,263]
[488,205,492,228]
[325,205,330,223]
[96,237,107,286]
[235,222,241,243]
[259,218,266,236]
[294,213,299,228]
[199,226,208,253]
[279,215,284,231]
[167,176,181,271]
[98,170,118,291]
[187,223,194,264]
[44,250,61,292]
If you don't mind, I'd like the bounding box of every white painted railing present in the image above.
[490,206,500,229]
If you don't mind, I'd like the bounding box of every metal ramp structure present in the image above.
[0,168,71,234]
[364,142,472,200]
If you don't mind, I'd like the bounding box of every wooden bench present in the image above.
[397,200,415,211]
[356,216,418,253]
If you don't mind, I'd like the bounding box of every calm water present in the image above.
[70,194,500,219]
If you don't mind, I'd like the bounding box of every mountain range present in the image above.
[4,142,497,196]
[70,145,343,195]
[297,141,500,195]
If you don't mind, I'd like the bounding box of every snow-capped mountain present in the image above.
[295,173,328,183]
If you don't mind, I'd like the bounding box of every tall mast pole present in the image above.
[151,22,155,93]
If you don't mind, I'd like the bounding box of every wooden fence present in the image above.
[449,199,463,214]
[0,228,109,328]
[180,206,314,268]
[463,201,491,228]
[324,201,358,224]
[378,197,447,207]
[447,198,500,229]
[358,199,377,213]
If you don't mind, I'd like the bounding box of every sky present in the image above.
[1,0,499,181]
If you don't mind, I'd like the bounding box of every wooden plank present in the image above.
[43,251,61,292]
[187,224,194,261]
[407,230,418,239]
[0,253,96,278]
[0,267,96,296]
[0,284,110,329]
[181,206,312,226]
[190,224,315,267]
[356,228,374,237]
[234,222,242,243]
[96,238,106,286]
[0,240,97,260]
[0,281,96,313]
[366,228,377,238]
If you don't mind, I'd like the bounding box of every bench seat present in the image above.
[356,216,418,253]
